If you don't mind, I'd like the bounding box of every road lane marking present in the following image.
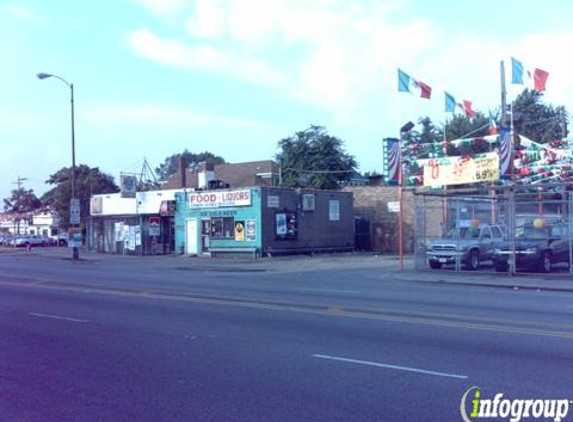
[312,354,468,379]
[1,280,572,339]
[29,312,88,323]
[297,288,362,294]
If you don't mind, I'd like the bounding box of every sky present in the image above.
[1,0,573,202]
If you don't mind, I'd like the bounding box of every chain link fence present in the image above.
[414,184,573,275]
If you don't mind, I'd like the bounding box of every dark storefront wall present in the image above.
[260,188,354,254]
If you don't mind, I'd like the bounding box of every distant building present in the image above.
[161,160,281,190]
[0,210,60,237]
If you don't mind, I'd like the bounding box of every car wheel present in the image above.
[429,260,442,269]
[540,251,552,273]
[465,250,480,271]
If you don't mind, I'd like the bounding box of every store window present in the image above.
[211,217,235,239]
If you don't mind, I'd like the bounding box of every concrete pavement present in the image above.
[2,246,573,293]
[1,251,573,421]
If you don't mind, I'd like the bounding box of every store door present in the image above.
[185,219,198,254]
[201,219,210,253]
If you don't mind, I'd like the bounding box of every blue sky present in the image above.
[1,0,573,202]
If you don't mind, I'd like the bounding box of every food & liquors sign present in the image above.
[188,189,252,209]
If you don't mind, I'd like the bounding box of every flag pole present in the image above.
[396,70,404,270]
[443,110,448,236]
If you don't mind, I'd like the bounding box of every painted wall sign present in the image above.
[189,189,251,209]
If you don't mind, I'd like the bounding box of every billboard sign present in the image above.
[423,153,499,187]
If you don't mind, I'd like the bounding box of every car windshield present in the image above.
[516,226,549,239]
[445,227,480,239]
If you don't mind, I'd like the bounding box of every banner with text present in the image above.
[423,153,500,187]
[188,189,252,209]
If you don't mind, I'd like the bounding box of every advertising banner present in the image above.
[423,152,499,187]
[246,220,256,241]
[234,221,245,242]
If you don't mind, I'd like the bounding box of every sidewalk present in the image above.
[2,246,572,292]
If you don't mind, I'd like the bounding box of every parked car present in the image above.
[41,236,58,246]
[13,235,47,247]
[427,224,506,270]
[0,233,14,246]
[493,223,571,273]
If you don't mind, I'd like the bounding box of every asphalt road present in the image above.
[1,250,573,421]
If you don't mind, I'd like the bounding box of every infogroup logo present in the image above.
[460,387,571,422]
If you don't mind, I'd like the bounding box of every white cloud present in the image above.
[127,29,288,87]
[84,103,270,129]
[127,0,573,126]
[186,0,227,39]
[130,0,188,16]
[0,2,46,22]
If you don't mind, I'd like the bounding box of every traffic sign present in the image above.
[70,198,80,225]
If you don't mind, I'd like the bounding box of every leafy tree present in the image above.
[155,150,226,180]
[3,188,41,214]
[276,125,357,189]
[512,89,569,143]
[3,188,41,232]
[42,165,119,229]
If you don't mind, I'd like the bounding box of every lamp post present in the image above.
[37,72,79,261]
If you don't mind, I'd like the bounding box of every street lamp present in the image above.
[37,72,79,261]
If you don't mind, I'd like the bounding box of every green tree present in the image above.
[3,188,41,232]
[276,125,357,189]
[42,165,119,229]
[443,112,491,155]
[155,150,226,180]
[3,188,41,214]
[512,89,569,143]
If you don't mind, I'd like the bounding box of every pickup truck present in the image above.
[13,235,49,247]
[426,224,506,270]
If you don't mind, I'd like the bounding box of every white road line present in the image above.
[298,288,362,294]
[312,354,468,379]
[29,312,89,323]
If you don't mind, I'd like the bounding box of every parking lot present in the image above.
[414,184,573,276]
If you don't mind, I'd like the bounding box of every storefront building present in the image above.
[87,189,181,254]
[175,187,354,257]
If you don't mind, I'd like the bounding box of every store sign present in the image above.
[423,153,500,187]
[149,217,160,236]
[189,189,251,209]
[120,175,137,198]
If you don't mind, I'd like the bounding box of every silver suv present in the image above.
[427,224,506,270]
